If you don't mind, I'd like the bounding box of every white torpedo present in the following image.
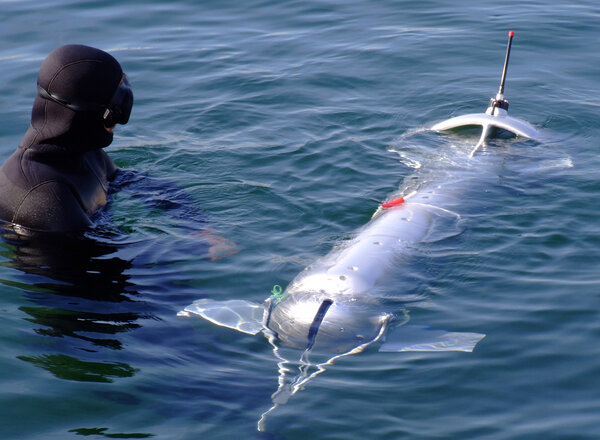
[179,31,540,430]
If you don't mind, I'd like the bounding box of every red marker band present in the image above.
[381,197,405,209]
[381,191,417,209]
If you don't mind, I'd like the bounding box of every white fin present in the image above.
[179,299,264,335]
[431,113,539,140]
[378,325,485,352]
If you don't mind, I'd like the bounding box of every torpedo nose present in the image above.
[266,292,386,353]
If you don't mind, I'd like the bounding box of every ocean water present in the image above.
[1,1,599,439]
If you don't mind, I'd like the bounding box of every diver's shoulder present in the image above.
[12,179,90,232]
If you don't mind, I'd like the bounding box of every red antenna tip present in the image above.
[509,30,514,37]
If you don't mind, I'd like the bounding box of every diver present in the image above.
[0,44,133,232]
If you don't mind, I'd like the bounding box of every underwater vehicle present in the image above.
[179,31,539,430]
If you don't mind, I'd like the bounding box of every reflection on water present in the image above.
[0,223,145,383]
[68,427,153,438]
[0,166,234,389]
[0,225,134,301]
[20,305,141,350]
[16,354,137,383]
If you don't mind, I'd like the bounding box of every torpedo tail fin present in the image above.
[431,31,539,150]
[379,324,485,352]
[178,298,264,335]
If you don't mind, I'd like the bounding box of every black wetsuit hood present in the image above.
[0,45,127,231]
[21,44,124,153]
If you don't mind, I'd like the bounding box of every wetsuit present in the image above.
[0,45,132,232]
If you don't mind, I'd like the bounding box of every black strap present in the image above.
[306,299,333,351]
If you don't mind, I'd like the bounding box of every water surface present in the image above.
[1,1,599,439]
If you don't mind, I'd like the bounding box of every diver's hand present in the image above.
[196,228,239,261]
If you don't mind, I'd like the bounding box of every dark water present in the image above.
[1,1,599,439]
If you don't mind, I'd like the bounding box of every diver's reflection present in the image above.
[1,223,134,301]
[1,222,144,380]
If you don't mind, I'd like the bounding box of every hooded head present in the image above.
[20,44,133,153]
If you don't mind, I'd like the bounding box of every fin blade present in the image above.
[432,113,491,132]
[179,299,264,335]
[379,325,485,352]
[432,113,538,139]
